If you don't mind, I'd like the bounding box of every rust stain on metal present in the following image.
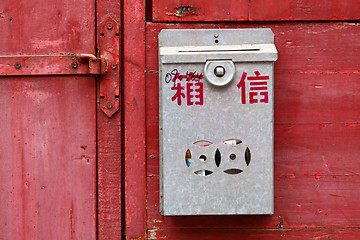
[167,6,199,17]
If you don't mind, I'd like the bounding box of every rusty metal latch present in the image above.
[0,16,120,118]
[0,54,103,76]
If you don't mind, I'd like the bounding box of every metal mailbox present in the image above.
[159,29,278,215]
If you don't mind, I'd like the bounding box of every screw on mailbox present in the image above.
[106,102,113,109]
[214,66,225,77]
[14,63,21,69]
[71,62,78,69]
[111,63,117,70]
[106,23,113,30]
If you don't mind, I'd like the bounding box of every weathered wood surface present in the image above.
[0,1,97,239]
[152,0,248,22]
[146,23,360,124]
[148,229,360,240]
[0,76,97,239]
[145,21,360,238]
[123,0,147,239]
[152,0,360,22]
[96,0,123,238]
[249,0,360,21]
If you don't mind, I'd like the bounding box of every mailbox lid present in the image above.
[159,29,278,63]
[160,44,277,63]
[159,29,275,47]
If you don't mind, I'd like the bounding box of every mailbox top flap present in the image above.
[160,44,277,63]
[159,29,278,64]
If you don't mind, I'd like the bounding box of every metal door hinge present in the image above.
[98,16,120,118]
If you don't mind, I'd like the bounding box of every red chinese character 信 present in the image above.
[237,71,269,104]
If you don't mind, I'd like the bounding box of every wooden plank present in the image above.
[249,0,360,21]
[146,124,360,228]
[123,0,147,239]
[96,0,122,239]
[146,22,360,71]
[145,23,360,230]
[0,0,95,55]
[145,23,360,124]
[0,0,97,239]
[97,112,122,239]
[146,73,159,178]
[146,69,360,129]
[0,76,97,239]
[152,0,360,22]
[148,228,360,240]
[152,0,248,22]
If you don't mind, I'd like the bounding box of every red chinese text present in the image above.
[237,71,269,104]
[171,82,203,106]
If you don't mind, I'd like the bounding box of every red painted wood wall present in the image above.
[1,0,359,239]
[143,0,360,239]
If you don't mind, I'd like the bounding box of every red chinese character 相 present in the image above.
[171,82,203,106]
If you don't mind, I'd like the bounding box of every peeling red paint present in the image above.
[346,122,360,128]
[167,6,199,18]
[314,172,324,180]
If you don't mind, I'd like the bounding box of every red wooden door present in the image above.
[0,1,97,239]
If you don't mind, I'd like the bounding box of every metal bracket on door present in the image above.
[0,54,102,76]
[0,16,120,118]
[98,16,120,118]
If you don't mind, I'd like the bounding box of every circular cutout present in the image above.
[215,39,219,43]
[199,155,207,162]
[229,153,236,160]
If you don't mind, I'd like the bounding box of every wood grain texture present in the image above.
[96,0,122,239]
[124,0,147,239]
[145,21,360,237]
[152,0,248,22]
[0,76,97,239]
[146,124,360,229]
[249,0,360,21]
[146,22,360,124]
[0,0,95,55]
[0,1,97,239]
[151,0,360,22]
[148,229,360,240]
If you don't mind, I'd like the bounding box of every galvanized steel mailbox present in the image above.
[159,29,278,215]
